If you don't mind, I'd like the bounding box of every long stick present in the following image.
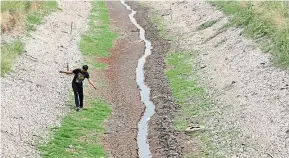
[170,3,172,20]
[70,21,73,34]
[18,124,22,141]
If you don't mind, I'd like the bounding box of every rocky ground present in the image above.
[128,2,183,158]
[97,2,145,157]
[1,1,91,157]
[143,1,289,157]
[96,1,183,157]
[4,1,289,158]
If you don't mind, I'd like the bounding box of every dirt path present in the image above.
[98,2,145,157]
[144,1,289,157]
[1,1,90,157]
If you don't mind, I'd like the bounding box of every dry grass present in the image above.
[1,10,25,33]
[1,1,57,76]
[1,40,24,76]
[212,1,289,67]
[1,1,57,34]
[252,1,289,30]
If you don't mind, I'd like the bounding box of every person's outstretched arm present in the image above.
[88,79,96,90]
[59,70,73,74]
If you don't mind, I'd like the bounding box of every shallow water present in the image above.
[120,1,155,157]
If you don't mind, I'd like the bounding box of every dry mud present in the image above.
[144,1,289,157]
[100,1,145,157]
[101,1,183,157]
[128,2,183,158]
[1,1,90,157]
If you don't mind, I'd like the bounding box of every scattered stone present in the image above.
[131,29,139,32]
[185,125,204,133]
[200,65,207,69]
[161,10,171,16]
[1,1,90,157]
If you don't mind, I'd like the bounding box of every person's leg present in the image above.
[78,86,84,108]
[72,84,80,108]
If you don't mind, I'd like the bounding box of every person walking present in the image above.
[60,65,96,111]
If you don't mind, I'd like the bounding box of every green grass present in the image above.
[80,1,117,57]
[1,1,57,76]
[93,62,107,69]
[196,20,218,31]
[1,40,24,76]
[1,1,58,31]
[211,1,289,67]
[1,1,30,12]
[151,15,173,41]
[39,1,115,157]
[26,1,58,31]
[166,52,219,157]
[39,100,111,158]
[166,52,211,131]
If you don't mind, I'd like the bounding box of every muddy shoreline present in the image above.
[128,2,183,157]
[101,1,145,157]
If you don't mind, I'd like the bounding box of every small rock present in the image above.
[161,12,170,16]
[200,65,207,69]
[185,125,204,133]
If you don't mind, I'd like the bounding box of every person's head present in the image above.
[82,65,88,72]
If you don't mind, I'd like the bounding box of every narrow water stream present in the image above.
[120,1,154,157]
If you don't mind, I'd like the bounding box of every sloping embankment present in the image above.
[1,1,90,157]
[143,1,289,157]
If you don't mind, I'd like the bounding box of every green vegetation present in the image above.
[166,52,211,130]
[39,1,115,157]
[1,41,24,76]
[211,1,289,67]
[80,1,117,57]
[26,1,58,31]
[196,20,218,31]
[166,52,221,157]
[151,15,173,41]
[39,100,111,158]
[80,1,117,70]
[93,62,107,69]
[1,1,57,76]
[1,1,58,32]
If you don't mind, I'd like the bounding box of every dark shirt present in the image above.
[72,69,89,85]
